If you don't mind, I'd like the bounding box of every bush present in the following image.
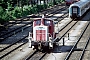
[48,3,53,7]
[0,6,11,23]
[30,5,38,14]
[43,4,48,9]
[11,6,22,18]
[0,6,4,15]
[1,2,61,23]
[0,6,4,22]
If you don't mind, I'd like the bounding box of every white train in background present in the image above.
[69,0,90,19]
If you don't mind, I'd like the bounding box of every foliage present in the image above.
[0,6,4,15]
[11,6,22,18]
[0,6,11,23]
[0,6,4,23]
[0,0,62,24]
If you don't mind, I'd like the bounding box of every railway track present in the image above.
[0,31,29,59]
[24,50,47,60]
[0,21,32,42]
[64,22,90,60]
[0,17,31,33]
[79,37,90,60]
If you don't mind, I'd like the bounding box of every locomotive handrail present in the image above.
[28,32,32,37]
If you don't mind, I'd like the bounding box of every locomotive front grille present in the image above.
[36,30,46,41]
[33,26,48,42]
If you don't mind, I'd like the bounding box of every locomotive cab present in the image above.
[28,18,56,50]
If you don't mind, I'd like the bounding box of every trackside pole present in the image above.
[63,38,65,46]
[68,33,70,40]
[28,32,32,48]
[49,37,53,49]
[22,28,23,32]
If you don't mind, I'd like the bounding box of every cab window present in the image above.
[44,20,51,26]
[35,19,41,25]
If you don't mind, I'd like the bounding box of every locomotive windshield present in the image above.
[44,20,51,26]
[35,19,41,25]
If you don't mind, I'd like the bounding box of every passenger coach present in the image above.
[69,0,90,19]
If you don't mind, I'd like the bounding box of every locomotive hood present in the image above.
[33,26,48,42]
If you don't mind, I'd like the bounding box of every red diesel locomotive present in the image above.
[28,16,58,50]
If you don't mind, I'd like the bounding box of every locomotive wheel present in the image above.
[33,45,38,50]
[33,45,42,51]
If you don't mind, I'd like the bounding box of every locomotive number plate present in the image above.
[37,27,45,30]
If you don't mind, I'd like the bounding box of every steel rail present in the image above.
[39,52,47,60]
[79,37,90,60]
[24,50,38,60]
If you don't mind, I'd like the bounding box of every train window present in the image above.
[44,20,51,26]
[35,19,41,25]
[73,8,77,13]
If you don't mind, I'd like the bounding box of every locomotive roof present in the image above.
[33,18,53,21]
[70,0,90,8]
